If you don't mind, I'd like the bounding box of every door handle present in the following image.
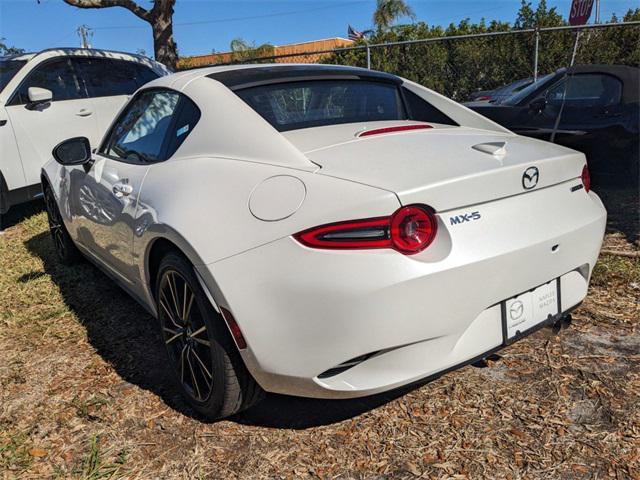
[76,108,93,117]
[113,183,133,198]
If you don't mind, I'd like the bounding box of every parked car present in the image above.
[42,64,606,419]
[0,48,169,221]
[468,65,640,186]
[465,77,534,105]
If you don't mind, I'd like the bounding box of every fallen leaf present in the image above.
[29,448,47,458]
[405,462,421,476]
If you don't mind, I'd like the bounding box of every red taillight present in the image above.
[293,205,438,255]
[581,164,591,192]
[390,205,438,254]
[358,124,433,137]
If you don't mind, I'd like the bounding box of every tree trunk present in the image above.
[61,0,179,71]
[150,0,178,70]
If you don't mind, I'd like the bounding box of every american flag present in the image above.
[348,25,364,41]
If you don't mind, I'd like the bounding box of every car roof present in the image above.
[153,63,403,91]
[567,64,639,103]
[2,48,168,71]
[0,52,37,62]
[206,64,402,90]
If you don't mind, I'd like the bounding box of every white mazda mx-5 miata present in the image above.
[42,64,606,419]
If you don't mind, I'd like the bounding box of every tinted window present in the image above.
[0,60,27,93]
[403,88,457,125]
[12,58,84,104]
[75,58,159,98]
[236,80,406,131]
[132,63,159,86]
[103,90,180,163]
[165,96,201,159]
[547,74,622,107]
[502,73,555,106]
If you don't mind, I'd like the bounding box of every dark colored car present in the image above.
[465,77,534,105]
[469,65,639,186]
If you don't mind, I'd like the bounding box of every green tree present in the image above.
[514,0,563,29]
[230,38,275,62]
[0,38,25,56]
[323,1,639,101]
[373,0,415,31]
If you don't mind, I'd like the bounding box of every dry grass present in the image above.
[1,190,638,479]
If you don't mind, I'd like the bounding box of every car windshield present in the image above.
[502,73,555,106]
[235,80,407,131]
[0,60,27,93]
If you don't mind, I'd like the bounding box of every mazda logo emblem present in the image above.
[509,300,524,320]
[522,166,539,190]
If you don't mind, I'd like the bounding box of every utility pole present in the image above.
[77,25,93,49]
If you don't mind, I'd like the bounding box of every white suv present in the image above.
[0,48,169,221]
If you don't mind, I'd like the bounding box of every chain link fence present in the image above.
[182,21,639,102]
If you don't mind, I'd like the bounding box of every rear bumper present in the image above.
[198,186,606,399]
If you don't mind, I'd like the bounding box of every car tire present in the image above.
[44,185,81,265]
[156,252,263,419]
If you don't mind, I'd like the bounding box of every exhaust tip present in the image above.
[548,314,572,336]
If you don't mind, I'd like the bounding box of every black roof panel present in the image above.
[207,65,402,90]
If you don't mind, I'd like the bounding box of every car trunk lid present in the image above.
[283,121,585,212]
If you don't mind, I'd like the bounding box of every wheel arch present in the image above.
[143,231,224,316]
[40,171,52,191]
[0,170,8,215]
[146,237,183,302]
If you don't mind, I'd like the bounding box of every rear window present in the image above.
[235,80,407,132]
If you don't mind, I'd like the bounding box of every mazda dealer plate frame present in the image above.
[501,279,561,344]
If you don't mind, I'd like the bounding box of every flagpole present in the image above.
[348,25,371,69]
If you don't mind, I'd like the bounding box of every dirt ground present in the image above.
[1,187,638,479]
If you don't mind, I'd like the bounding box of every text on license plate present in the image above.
[504,280,559,340]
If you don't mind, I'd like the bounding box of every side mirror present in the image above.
[52,137,92,166]
[27,87,53,106]
[529,97,547,114]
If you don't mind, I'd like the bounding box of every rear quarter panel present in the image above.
[131,156,400,306]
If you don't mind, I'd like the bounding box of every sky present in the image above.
[0,0,637,57]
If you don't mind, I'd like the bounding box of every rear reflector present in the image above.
[294,205,438,255]
[220,307,247,350]
[358,124,433,137]
[581,164,591,193]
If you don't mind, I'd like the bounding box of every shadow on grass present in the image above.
[24,230,416,428]
[24,231,198,417]
[596,186,639,246]
[1,200,44,231]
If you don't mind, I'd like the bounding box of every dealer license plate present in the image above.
[503,279,559,341]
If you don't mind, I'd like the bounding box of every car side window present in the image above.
[132,63,160,87]
[73,58,159,98]
[546,74,622,108]
[402,88,458,126]
[101,89,195,164]
[10,58,84,105]
[164,95,202,159]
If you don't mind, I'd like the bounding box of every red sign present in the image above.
[569,0,595,26]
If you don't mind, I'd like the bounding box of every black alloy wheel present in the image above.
[159,269,214,402]
[156,253,263,419]
[44,185,80,264]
